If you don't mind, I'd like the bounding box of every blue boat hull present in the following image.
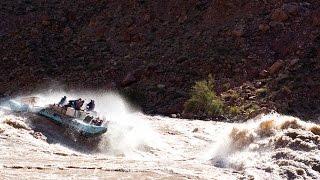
[38,108,107,137]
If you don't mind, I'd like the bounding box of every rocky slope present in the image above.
[1,0,320,120]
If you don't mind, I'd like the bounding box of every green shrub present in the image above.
[221,89,240,101]
[184,75,224,116]
[229,105,241,115]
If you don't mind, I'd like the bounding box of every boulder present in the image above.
[269,60,285,75]
[176,56,188,63]
[121,68,144,87]
[170,114,177,118]
[282,3,298,15]
[312,10,320,26]
[289,58,300,67]
[271,9,288,22]
[269,21,284,28]
[232,27,244,37]
[258,24,270,33]
[157,84,166,89]
[259,70,269,78]
[63,27,73,36]
[121,72,137,87]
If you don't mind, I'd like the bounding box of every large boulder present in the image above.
[122,72,137,87]
[269,60,285,75]
[271,9,288,22]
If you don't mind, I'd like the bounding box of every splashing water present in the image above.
[1,92,319,179]
[208,113,320,179]
[2,91,166,159]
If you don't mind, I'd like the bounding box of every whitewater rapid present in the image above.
[0,92,319,179]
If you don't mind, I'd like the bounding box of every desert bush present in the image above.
[221,89,239,102]
[229,105,241,115]
[184,75,224,116]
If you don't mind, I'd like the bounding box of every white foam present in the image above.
[22,91,166,159]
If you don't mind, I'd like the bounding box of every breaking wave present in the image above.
[208,113,320,179]
[0,91,165,159]
[1,92,320,179]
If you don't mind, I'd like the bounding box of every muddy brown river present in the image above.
[1,93,319,179]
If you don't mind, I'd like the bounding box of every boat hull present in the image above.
[38,108,107,137]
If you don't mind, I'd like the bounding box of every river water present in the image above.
[0,92,319,179]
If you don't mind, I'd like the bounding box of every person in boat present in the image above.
[75,99,84,110]
[86,100,95,111]
[58,96,67,106]
[65,98,79,108]
[91,118,103,126]
[65,100,75,108]
[80,100,85,109]
[83,115,94,123]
